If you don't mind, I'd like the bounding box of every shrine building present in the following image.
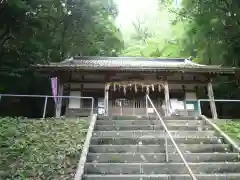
[34,56,238,118]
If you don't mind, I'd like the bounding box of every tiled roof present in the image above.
[34,56,237,74]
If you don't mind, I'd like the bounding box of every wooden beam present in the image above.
[65,79,207,85]
[65,88,196,93]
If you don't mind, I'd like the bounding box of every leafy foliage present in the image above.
[121,0,240,66]
[121,0,184,57]
[0,117,88,180]
[0,0,124,116]
[0,0,123,93]
[176,0,240,114]
[216,120,240,142]
[120,0,240,118]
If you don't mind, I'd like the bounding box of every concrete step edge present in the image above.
[95,125,205,128]
[96,120,201,122]
[86,162,240,165]
[93,130,215,133]
[87,152,238,155]
[96,124,202,126]
[91,136,220,139]
[89,144,229,147]
[84,173,240,177]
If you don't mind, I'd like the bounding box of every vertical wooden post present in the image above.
[56,83,64,118]
[65,73,72,116]
[80,76,84,109]
[207,79,218,119]
[157,84,161,113]
[164,81,170,116]
[104,83,109,116]
[145,85,150,116]
[133,96,136,116]
[182,85,187,116]
[183,100,187,116]
[79,85,83,109]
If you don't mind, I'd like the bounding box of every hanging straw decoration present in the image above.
[152,84,154,92]
[116,84,119,92]
[123,85,126,95]
[129,84,132,91]
[158,84,161,92]
[113,83,116,92]
[134,84,137,93]
[146,85,149,95]
[107,83,111,90]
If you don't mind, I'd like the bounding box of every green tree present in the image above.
[0,0,123,117]
[176,0,240,117]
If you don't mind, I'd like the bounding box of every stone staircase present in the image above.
[82,116,240,180]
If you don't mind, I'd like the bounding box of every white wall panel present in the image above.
[83,83,104,89]
[185,92,197,100]
[70,83,81,89]
[68,91,81,109]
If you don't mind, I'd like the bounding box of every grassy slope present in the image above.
[0,117,88,180]
[216,120,240,143]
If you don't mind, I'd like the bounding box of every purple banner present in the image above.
[51,77,58,104]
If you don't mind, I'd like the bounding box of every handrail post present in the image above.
[91,97,94,116]
[197,100,202,116]
[165,130,169,162]
[42,96,48,119]
[146,95,148,116]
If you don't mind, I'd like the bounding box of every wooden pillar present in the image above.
[164,81,171,116]
[104,83,109,116]
[133,95,136,116]
[56,83,64,118]
[79,85,83,109]
[182,86,187,116]
[207,79,218,119]
[80,76,84,108]
[133,98,136,116]
[65,73,72,115]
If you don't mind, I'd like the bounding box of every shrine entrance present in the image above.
[105,81,170,116]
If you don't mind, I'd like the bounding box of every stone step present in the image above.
[95,125,206,131]
[83,174,240,180]
[85,162,240,174]
[96,120,202,126]
[164,116,200,120]
[87,153,239,163]
[90,137,223,145]
[98,116,200,120]
[98,116,156,120]
[89,144,231,153]
[93,130,215,138]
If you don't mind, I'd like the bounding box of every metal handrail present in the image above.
[200,115,240,153]
[0,94,94,119]
[146,94,197,180]
[74,114,97,180]
[197,99,240,117]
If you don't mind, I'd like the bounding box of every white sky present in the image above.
[116,0,159,29]
[115,0,177,40]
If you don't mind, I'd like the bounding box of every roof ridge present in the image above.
[72,56,187,62]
